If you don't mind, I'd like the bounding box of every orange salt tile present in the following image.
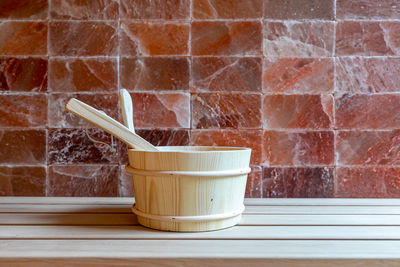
[49,21,118,56]
[121,0,189,19]
[49,58,117,92]
[192,93,262,129]
[337,0,400,19]
[0,22,47,55]
[263,58,333,94]
[0,166,46,196]
[263,131,334,166]
[193,0,262,19]
[0,0,48,19]
[0,94,47,127]
[191,21,262,56]
[263,95,333,130]
[0,57,47,92]
[48,165,119,197]
[246,166,262,198]
[0,130,45,164]
[120,57,189,91]
[50,0,119,19]
[120,22,189,56]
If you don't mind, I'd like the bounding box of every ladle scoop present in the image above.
[65,98,158,151]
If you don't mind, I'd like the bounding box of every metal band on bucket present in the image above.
[131,204,245,222]
[125,165,251,177]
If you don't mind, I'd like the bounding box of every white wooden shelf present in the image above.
[1,197,400,266]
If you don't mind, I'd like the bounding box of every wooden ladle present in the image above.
[65,98,158,151]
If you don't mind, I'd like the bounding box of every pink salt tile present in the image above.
[263,58,334,94]
[193,0,262,19]
[263,95,333,130]
[0,94,47,127]
[118,166,133,197]
[191,57,262,92]
[336,57,400,93]
[48,165,119,197]
[119,129,190,165]
[335,94,400,129]
[246,166,262,198]
[337,0,400,19]
[0,22,47,55]
[336,130,400,166]
[0,57,47,92]
[192,93,262,129]
[48,128,119,164]
[49,58,117,92]
[130,93,190,128]
[120,57,189,91]
[120,22,189,56]
[336,167,400,198]
[191,21,262,56]
[263,131,334,166]
[190,129,262,164]
[0,166,45,196]
[336,21,400,56]
[263,21,334,58]
[264,0,334,19]
[121,0,189,19]
[50,0,119,20]
[263,167,334,198]
[48,93,119,128]
[49,21,118,56]
[0,0,48,19]
[0,130,45,164]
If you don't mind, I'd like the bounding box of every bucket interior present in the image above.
[130,146,251,153]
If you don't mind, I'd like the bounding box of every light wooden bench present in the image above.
[1,197,400,266]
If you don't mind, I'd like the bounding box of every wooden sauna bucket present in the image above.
[125,146,251,232]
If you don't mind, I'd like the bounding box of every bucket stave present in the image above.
[126,146,251,232]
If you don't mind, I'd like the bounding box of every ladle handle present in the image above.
[65,98,158,151]
[119,89,135,132]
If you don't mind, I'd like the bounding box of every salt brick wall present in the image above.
[0,0,400,198]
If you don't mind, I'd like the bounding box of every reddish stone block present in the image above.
[190,129,262,164]
[48,93,119,128]
[120,22,189,56]
[263,131,334,166]
[50,0,119,19]
[0,22,47,55]
[192,93,261,129]
[335,94,400,129]
[336,130,400,166]
[263,58,334,94]
[49,58,117,92]
[120,57,189,91]
[121,0,189,19]
[336,57,400,93]
[48,165,119,197]
[337,0,400,19]
[0,130,45,164]
[0,0,48,19]
[129,93,190,128]
[191,21,262,56]
[263,95,333,130]
[246,166,262,198]
[336,21,400,56]
[119,166,133,197]
[264,21,334,57]
[0,166,46,196]
[0,94,47,127]
[263,167,334,198]
[48,128,119,164]
[264,0,334,19]
[336,167,400,198]
[0,57,47,92]
[193,0,262,19]
[49,22,118,56]
[191,57,262,92]
[119,129,190,164]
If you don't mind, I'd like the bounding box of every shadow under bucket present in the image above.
[125,146,251,232]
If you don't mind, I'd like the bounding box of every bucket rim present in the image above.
[128,146,251,153]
